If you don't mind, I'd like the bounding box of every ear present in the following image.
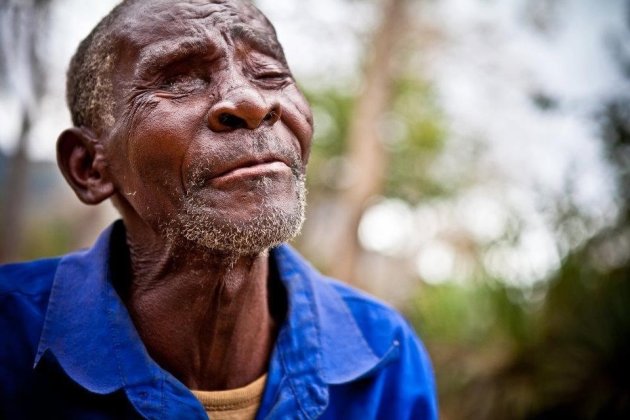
[56,127,115,205]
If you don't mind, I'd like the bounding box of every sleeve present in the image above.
[323,318,439,420]
[392,320,439,420]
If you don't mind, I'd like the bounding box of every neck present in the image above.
[117,224,278,391]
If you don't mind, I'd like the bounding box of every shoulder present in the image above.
[319,277,438,419]
[0,257,60,295]
[0,258,62,405]
[275,244,430,363]
[0,257,60,360]
[323,276,420,355]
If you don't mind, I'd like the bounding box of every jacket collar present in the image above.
[267,245,399,419]
[273,245,388,384]
[34,221,158,393]
[34,221,394,418]
[33,221,174,418]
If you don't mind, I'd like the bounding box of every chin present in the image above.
[165,175,306,255]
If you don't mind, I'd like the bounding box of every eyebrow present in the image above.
[135,37,216,76]
[230,24,287,65]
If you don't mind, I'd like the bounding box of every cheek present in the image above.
[128,101,205,179]
[123,98,208,202]
[279,86,313,164]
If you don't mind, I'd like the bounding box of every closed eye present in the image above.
[160,73,210,94]
[254,71,291,88]
[257,71,289,79]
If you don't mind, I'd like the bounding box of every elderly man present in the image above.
[0,0,437,418]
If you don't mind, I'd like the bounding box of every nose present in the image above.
[207,88,281,132]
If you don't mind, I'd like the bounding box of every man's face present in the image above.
[102,0,313,254]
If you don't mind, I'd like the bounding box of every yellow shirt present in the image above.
[190,374,267,420]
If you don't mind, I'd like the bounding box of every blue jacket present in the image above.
[0,221,437,419]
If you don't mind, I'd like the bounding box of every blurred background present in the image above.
[1,0,629,418]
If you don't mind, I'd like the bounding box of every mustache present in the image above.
[187,131,304,188]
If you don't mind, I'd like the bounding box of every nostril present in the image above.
[208,99,281,132]
[263,111,275,122]
[218,113,246,129]
[263,108,281,125]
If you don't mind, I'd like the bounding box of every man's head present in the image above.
[57,0,314,255]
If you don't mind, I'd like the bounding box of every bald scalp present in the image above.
[66,0,283,133]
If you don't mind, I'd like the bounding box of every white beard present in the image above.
[164,174,307,256]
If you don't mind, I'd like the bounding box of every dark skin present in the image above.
[56,0,313,391]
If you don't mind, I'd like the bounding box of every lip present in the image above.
[213,153,293,177]
[210,160,291,186]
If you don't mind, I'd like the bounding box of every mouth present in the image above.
[214,159,289,180]
[207,156,294,188]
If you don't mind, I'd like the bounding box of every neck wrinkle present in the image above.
[119,224,275,391]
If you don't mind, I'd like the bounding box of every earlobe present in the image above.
[56,127,115,205]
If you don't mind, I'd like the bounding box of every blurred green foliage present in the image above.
[21,218,76,260]
[294,31,630,419]
[406,96,630,419]
[304,88,354,192]
[304,77,447,203]
[385,77,448,202]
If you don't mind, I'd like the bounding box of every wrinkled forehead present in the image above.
[113,0,285,63]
